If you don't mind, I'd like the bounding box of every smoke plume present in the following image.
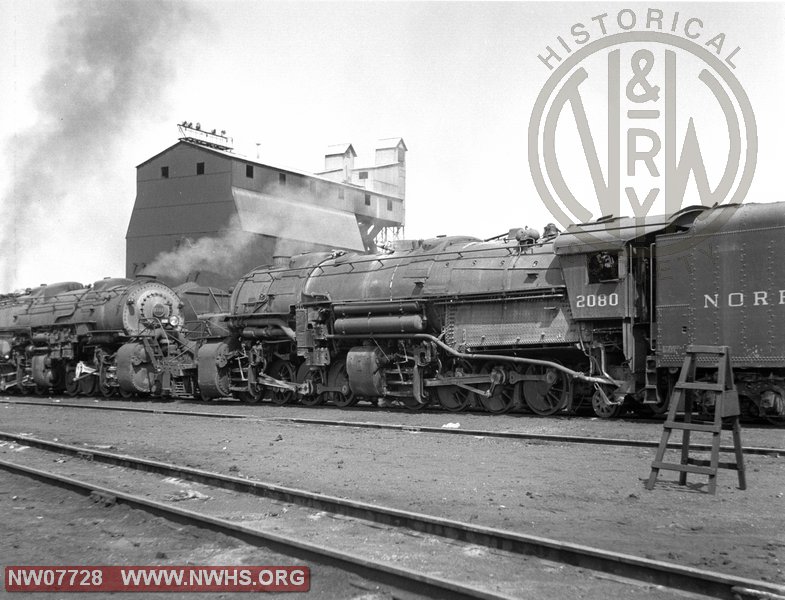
[140,182,353,287]
[141,215,260,282]
[0,1,194,290]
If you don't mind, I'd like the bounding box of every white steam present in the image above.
[141,215,258,281]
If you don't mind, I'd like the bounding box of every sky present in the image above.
[0,1,783,290]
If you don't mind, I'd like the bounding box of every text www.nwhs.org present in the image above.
[5,566,310,592]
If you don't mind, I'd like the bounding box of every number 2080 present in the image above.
[575,293,618,308]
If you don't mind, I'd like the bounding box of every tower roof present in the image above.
[325,143,357,157]
[376,137,407,151]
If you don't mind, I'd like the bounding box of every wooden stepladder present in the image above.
[646,345,747,494]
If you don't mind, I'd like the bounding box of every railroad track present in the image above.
[1,431,783,600]
[2,398,783,456]
[0,458,504,600]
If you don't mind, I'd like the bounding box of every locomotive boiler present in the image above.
[193,231,620,414]
[190,201,785,423]
[0,277,190,397]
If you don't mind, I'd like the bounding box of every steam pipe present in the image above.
[326,332,620,387]
[236,318,296,341]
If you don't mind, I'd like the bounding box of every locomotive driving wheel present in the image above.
[296,363,326,406]
[435,360,475,412]
[328,359,358,407]
[523,364,570,416]
[268,360,296,405]
[479,363,516,414]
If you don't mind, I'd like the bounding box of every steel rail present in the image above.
[0,457,512,600]
[261,416,785,456]
[1,431,782,600]
[2,399,782,456]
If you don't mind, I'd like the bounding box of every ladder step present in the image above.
[664,421,721,433]
[674,382,725,391]
[647,346,745,494]
[651,461,716,476]
[687,458,740,470]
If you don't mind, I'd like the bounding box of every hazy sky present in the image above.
[0,1,783,290]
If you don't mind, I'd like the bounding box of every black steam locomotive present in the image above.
[0,278,189,397]
[5,202,783,424]
[181,201,785,424]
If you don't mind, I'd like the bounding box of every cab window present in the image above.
[588,251,619,283]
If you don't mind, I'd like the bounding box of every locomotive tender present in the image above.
[0,278,190,397]
[187,200,785,423]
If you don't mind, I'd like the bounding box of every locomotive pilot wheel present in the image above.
[239,378,264,404]
[99,369,114,398]
[64,364,79,397]
[522,364,570,416]
[17,365,33,395]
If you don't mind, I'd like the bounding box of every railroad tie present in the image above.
[646,345,747,495]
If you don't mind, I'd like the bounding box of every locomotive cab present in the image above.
[553,209,707,414]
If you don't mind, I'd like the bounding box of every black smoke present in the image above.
[0,0,194,290]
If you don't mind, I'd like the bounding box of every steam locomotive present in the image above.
[4,201,783,424]
[0,278,189,397]
[180,200,785,424]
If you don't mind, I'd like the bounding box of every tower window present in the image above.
[387,199,393,211]
[358,171,368,180]
[279,173,286,185]
[365,194,371,206]
[246,165,254,178]
[196,162,205,175]
[161,166,169,178]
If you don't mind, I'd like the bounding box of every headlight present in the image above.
[168,315,180,327]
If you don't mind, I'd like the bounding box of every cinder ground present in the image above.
[0,471,399,600]
[1,398,783,596]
